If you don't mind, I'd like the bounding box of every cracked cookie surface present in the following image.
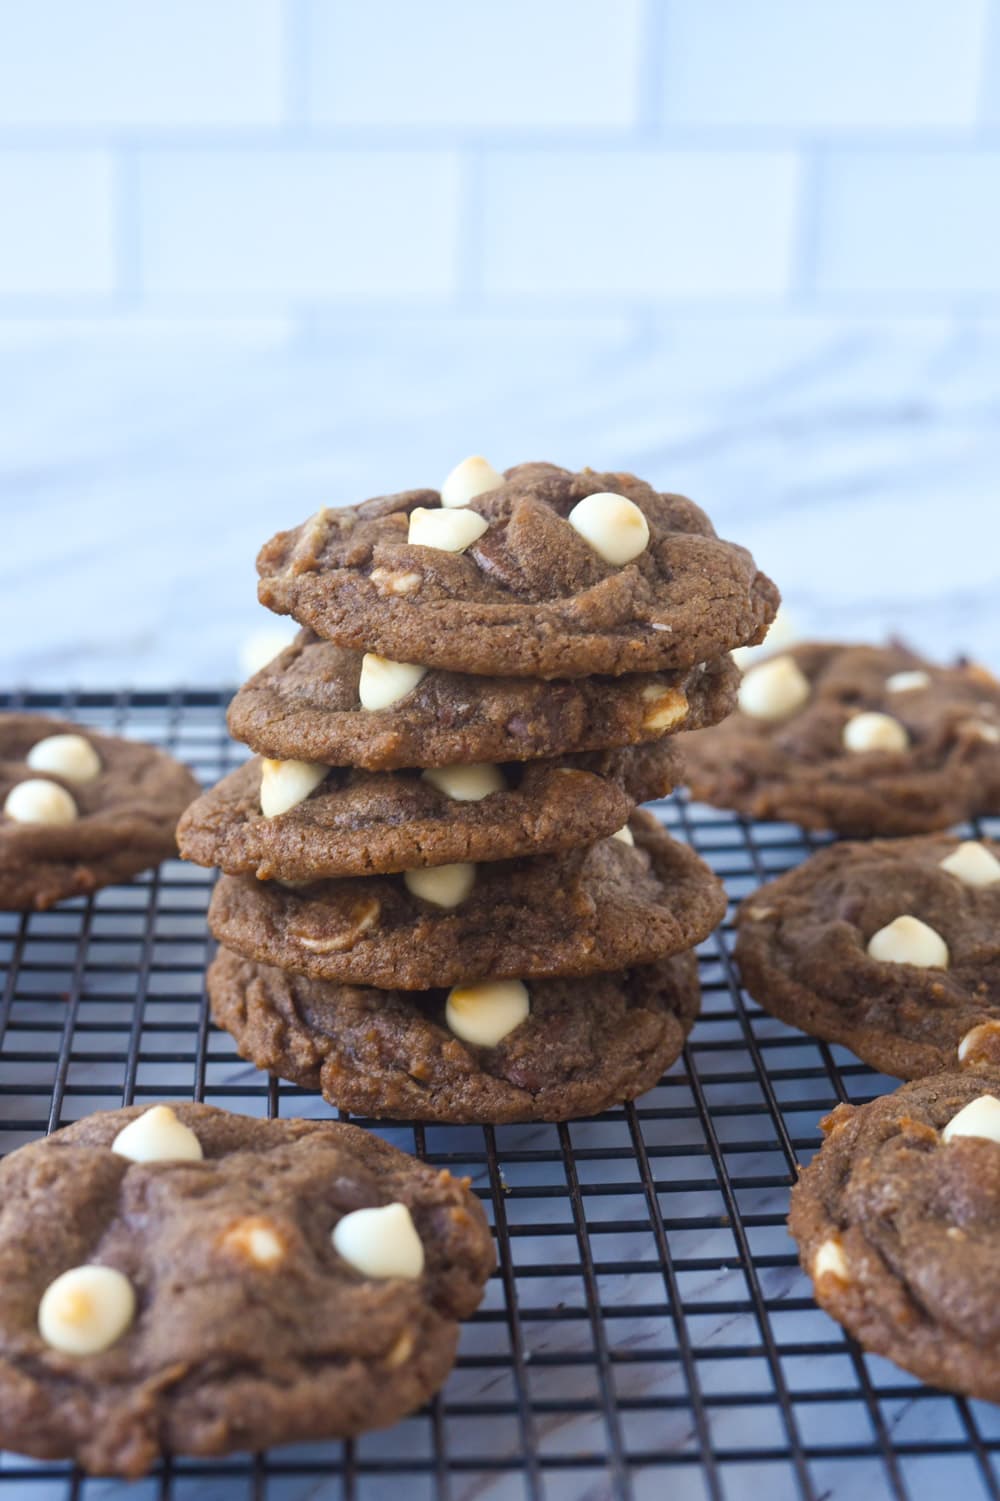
[209,947,699,1123]
[255,464,778,679]
[228,629,738,770]
[790,1071,1000,1402]
[684,642,1000,835]
[177,740,681,881]
[207,811,727,990]
[0,714,200,910]
[0,1103,493,1475]
[736,835,1000,1078]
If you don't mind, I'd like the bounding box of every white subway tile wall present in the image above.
[0,0,997,318]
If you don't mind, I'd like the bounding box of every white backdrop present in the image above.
[0,1,997,682]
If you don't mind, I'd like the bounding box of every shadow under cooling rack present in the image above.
[1,688,999,1501]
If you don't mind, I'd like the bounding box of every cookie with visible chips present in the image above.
[0,1102,494,1476]
[684,642,1000,836]
[736,834,1000,1079]
[207,811,727,991]
[209,946,700,1124]
[227,629,738,771]
[177,740,681,881]
[255,462,778,680]
[0,713,200,910]
[790,1071,1000,1403]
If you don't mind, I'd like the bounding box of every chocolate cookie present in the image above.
[736,835,1000,1079]
[790,1071,1000,1403]
[256,463,778,679]
[177,740,681,882]
[209,946,699,1123]
[683,642,1000,835]
[0,1102,494,1476]
[0,714,200,910]
[228,629,738,771]
[208,811,726,990]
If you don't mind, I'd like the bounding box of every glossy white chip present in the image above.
[567,492,650,566]
[843,712,909,754]
[886,670,930,693]
[38,1265,136,1355]
[940,841,1000,888]
[358,655,428,711]
[26,734,101,784]
[259,758,328,818]
[942,1095,1000,1145]
[408,507,488,553]
[421,763,506,802]
[867,915,949,969]
[440,456,504,508]
[332,1202,425,1279]
[403,862,476,908]
[4,778,78,825]
[446,979,530,1048]
[737,656,810,722]
[111,1104,203,1164]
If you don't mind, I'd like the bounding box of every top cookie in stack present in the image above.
[180,459,779,1123]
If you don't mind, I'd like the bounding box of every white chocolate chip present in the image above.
[408,507,488,553]
[403,862,476,908]
[958,1020,1000,1065]
[940,841,1000,889]
[3,778,78,825]
[220,1217,285,1267]
[969,721,1000,743]
[812,1238,849,1283]
[612,825,634,846]
[332,1202,425,1279]
[867,915,949,969]
[294,896,380,952]
[942,1094,1000,1145]
[38,1265,135,1355]
[384,1329,415,1368]
[26,734,101,784]
[259,758,328,818]
[737,656,810,722]
[567,492,650,566]
[886,670,931,693]
[358,654,428,711]
[640,683,688,732]
[421,763,506,802]
[370,566,422,596]
[843,711,909,754]
[441,456,504,508]
[111,1104,203,1164]
[446,979,530,1047]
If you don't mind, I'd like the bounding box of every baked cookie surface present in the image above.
[790,1071,1000,1403]
[177,740,681,881]
[208,811,727,990]
[209,947,699,1123]
[256,464,778,679]
[0,1102,494,1476]
[0,714,200,910]
[683,642,1000,835]
[228,629,738,770]
[736,835,1000,1079]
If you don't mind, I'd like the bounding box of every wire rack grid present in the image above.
[1,688,999,1501]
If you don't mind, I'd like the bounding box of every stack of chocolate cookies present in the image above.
[180,459,779,1123]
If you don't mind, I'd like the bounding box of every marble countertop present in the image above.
[2,314,997,687]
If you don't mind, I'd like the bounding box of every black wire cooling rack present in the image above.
[2,689,1000,1501]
